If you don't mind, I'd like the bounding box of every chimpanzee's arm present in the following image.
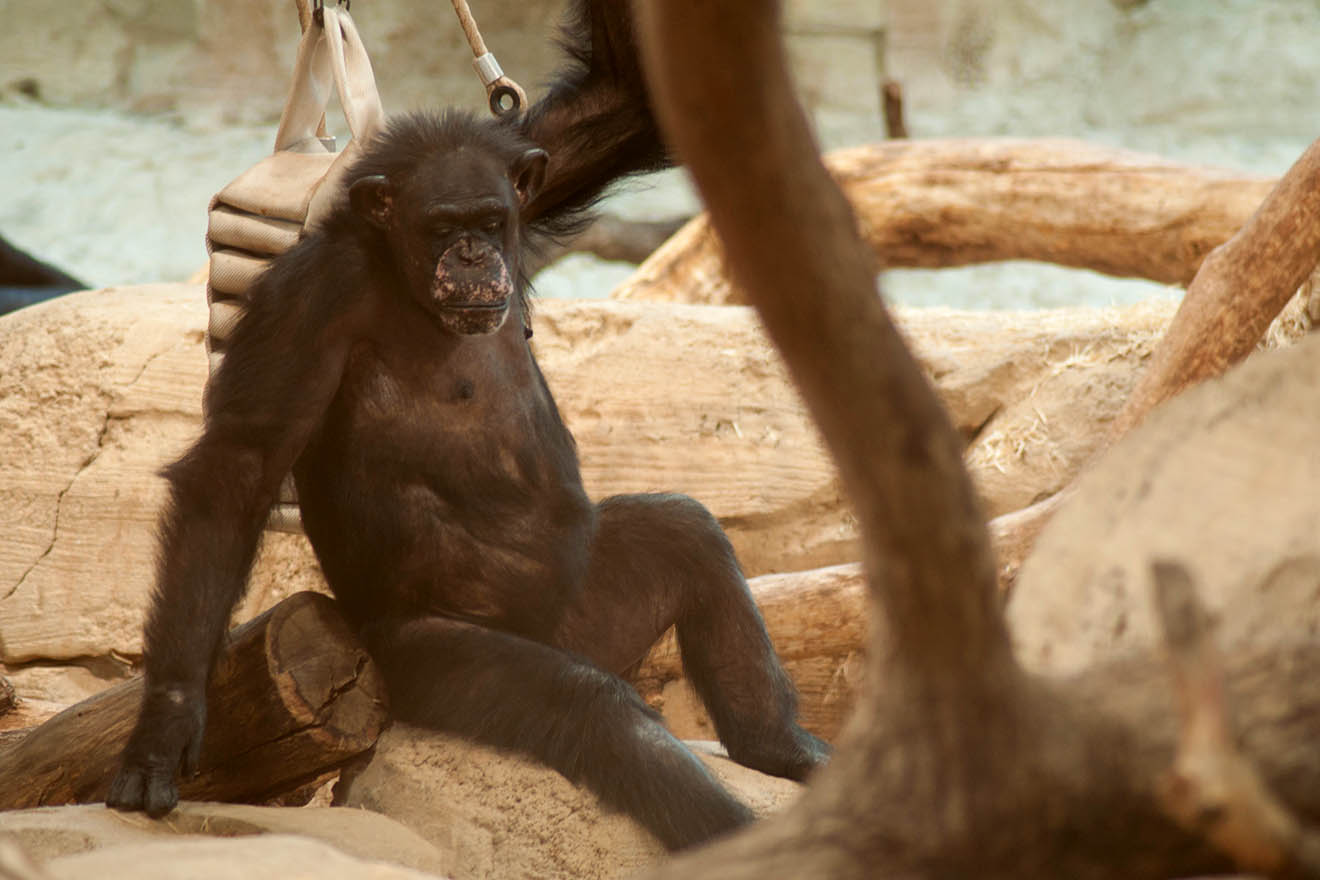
[519,1,669,231]
[107,246,364,816]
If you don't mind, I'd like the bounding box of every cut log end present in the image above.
[0,592,386,811]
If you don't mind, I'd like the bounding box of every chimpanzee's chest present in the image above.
[292,317,594,631]
[339,338,543,464]
[323,317,582,500]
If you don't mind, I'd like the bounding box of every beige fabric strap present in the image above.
[212,151,338,222]
[323,7,384,140]
[206,299,245,342]
[207,207,303,257]
[203,0,387,536]
[208,251,270,297]
[274,4,383,153]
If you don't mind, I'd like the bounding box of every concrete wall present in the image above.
[0,0,884,146]
[885,0,1320,153]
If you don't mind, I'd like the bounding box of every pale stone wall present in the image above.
[0,0,563,121]
[884,0,1320,150]
[0,0,884,145]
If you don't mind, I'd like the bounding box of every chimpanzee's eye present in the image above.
[482,219,504,237]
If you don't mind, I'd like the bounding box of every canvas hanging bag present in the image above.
[204,0,385,533]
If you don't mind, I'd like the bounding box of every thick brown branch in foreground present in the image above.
[1109,136,1320,438]
[614,140,1273,305]
[630,3,1310,880]
[0,592,385,810]
[639,5,1007,683]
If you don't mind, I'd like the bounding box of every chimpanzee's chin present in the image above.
[437,304,510,336]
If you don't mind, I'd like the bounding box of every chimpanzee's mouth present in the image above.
[441,300,508,311]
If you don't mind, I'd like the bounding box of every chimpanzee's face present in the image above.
[348,145,547,336]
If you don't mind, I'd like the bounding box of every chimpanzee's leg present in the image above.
[552,493,830,782]
[365,615,753,851]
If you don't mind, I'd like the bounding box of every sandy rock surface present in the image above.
[0,285,321,664]
[0,802,447,879]
[337,725,800,880]
[0,285,1179,666]
[1009,330,1320,678]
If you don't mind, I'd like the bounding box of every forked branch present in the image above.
[1110,136,1320,438]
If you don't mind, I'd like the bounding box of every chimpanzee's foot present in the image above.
[726,725,831,782]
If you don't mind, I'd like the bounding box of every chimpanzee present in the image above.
[0,233,85,315]
[106,1,828,851]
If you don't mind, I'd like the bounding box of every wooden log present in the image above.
[987,490,1070,597]
[613,139,1274,305]
[638,532,1067,737]
[0,698,63,734]
[994,139,1320,586]
[635,564,867,741]
[0,591,386,810]
[1109,135,1320,439]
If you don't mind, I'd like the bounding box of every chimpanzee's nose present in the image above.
[457,240,483,266]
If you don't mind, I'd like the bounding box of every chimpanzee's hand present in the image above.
[106,684,206,817]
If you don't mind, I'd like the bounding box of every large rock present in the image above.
[336,725,801,880]
[0,285,322,664]
[0,285,1172,663]
[31,837,438,880]
[1009,331,1320,678]
[0,802,447,878]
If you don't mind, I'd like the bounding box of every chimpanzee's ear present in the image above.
[349,175,395,229]
[511,148,549,207]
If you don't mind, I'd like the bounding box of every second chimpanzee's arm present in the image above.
[107,245,364,816]
[519,1,669,230]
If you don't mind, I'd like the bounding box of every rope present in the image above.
[293,0,525,118]
[450,0,528,117]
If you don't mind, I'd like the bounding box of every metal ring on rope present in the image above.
[451,0,527,118]
[298,0,526,118]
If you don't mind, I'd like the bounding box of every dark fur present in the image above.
[107,1,827,851]
[0,233,86,315]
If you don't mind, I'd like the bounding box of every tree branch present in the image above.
[0,592,385,809]
[1109,136,1320,438]
[636,2,1008,687]
[614,140,1273,305]
[629,3,1320,879]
